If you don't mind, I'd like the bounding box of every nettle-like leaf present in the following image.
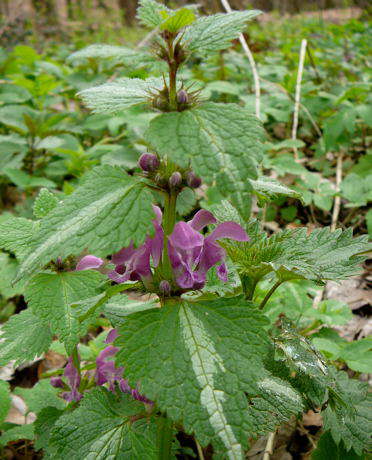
[146,103,264,219]
[103,294,159,327]
[33,188,59,218]
[0,215,37,259]
[16,165,155,282]
[250,176,302,204]
[116,297,303,458]
[67,44,141,64]
[25,270,105,354]
[0,424,35,447]
[0,380,11,424]
[0,252,25,297]
[323,370,372,455]
[221,214,369,284]
[160,8,196,33]
[49,388,158,459]
[0,309,53,366]
[312,431,361,460]
[14,380,66,415]
[182,10,262,53]
[78,77,163,114]
[137,0,171,27]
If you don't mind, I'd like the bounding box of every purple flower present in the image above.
[61,357,83,402]
[139,153,160,172]
[50,376,64,389]
[95,344,152,403]
[76,255,104,271]
[108,205,163,287]
[168,210,249,289]
[105,328,119,344]
[95,345,124,392]
[109,207,248,291]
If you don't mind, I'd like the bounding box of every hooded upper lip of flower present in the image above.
[108,207,249,291]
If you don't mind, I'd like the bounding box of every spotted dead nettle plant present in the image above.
[0,1,370,458]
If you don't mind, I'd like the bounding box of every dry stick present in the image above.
[331,152,344,232]
[220,0,261,120]
[292,39,307,161]
[263,431,276,460]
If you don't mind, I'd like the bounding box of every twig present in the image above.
[220,0,261,120]
[195,439,205,460]
[263,431,276,460]
[292,39,307,161]
[331,152,344,232]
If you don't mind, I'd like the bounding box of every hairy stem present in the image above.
[241,276,259,301]
[162,190,177,280]
[71,346,80,376]
[259,281,282,310]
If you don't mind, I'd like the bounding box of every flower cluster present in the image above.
[51,329,151,404]
[78,207,248,293]
[108,207,249,292]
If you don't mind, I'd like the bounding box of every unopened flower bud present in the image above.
[186,171,202,188]
[50,376,64,389]
[138,153,159,172]
[169,171,182,188]
[177,89,188,105]
[159,280,171,296]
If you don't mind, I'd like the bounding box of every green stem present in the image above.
[162,190,177,280]
[166,36,178,110]
[157,416,174,460]
[71,346,81,375]
[241,275,259,301]
[259,281,282,310]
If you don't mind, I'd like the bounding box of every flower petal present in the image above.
[76,255,104,271]
[216,263,228,282]
[169,221,204,251]
[207,221,249,243]
[188,209,217,231]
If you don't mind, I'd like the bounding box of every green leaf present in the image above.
[25,270,105,353]
[33,188,59,218]
[16,165,155,282]
[338,337,372,373]
[14,380,65,415]
[0,380,11,423]
[323,370,372,455]
[182,10,262,53]
[49,388,158,459]
[341,173,372,207]
[250,176,302,203]
[103,294,158,327]
[0,423,34,447]
[305,299,353,326]
[67,44,140,64]
[78,77,163,114]
[160,8,195,33]
[0,309,52,367]
[146,103,264,219]
[3,168,56,190]
[176,187,196,216]
[222,214,369,284]
[34,407,64,452]
[116,297,303,458]
[312,431,362,460]
[0,215,36,259]
[137,0,171,27]
[0,252,25,298]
